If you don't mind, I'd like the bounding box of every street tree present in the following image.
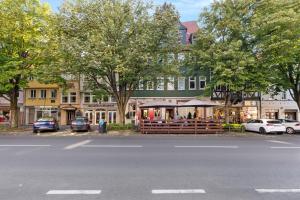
[192,0,268,123]
[0,0,54,127]
[56,0,180,124]
[252,0,300,109]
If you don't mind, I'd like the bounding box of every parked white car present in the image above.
[242,119,285,134]
[278,119,300,134]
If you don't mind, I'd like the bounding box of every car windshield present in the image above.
[37,118,53,122]
[267,120,281,124]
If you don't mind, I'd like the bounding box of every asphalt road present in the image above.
[1,134,300,200]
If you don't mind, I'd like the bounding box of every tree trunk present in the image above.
[224,93,231,124]
[9,87,19,128]
[117,101,127,125]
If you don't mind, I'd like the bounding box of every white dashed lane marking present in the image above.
[266,140,292,145]
[82,145,143,148]
[174,145,238,149]
[64,140,92,150]
[152,189,206,194]
[46,190,101,195]
[0,145,51,147]
[256,189,300,193]
[270,146,300,149]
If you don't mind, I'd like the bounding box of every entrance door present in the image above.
[67,110,75,125]
[95,111,106,125]
[85,111,93,124]
[28,107,35,124]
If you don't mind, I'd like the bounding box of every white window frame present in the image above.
[84,93,91,103]
[62,93,68,103]
[147,81,154,90]
[199,76,206,90]
[178,77,185,90]
[30,89,36,98]
[40,90,47,99]
[50,89,57,99]
[167,77,174,90]
[70,92,77,103]
[189,77,196,90]
[156,77,164,90]
[138,80,143,90]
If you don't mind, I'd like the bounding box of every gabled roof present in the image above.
[182,21,199,44]
[182,21,199,34]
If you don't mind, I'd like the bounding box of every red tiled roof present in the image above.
[182,21,199,44]
[182,21,199,34]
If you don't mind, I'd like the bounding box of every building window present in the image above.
[167,77,174,90]
[147,81,154,90]
[70,92,76,103]
[110,95,116,102]
[84,93,91,103]
[30,90,36,98]
[40,90,47,99]
[189,77,196,90]
[108,111,117,124]
[51,89,57,99]
[103,95,109,102]
[178,77,185,90]
[199,76,206,90]
[138,80,143,90]
[156,77,164,90]
[177,53,185,62]
[282,91,287,100]
[62,93,68,103]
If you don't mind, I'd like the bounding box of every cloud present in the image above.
[153,0,213,21]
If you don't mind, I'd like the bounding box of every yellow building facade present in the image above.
[24,80,60,124]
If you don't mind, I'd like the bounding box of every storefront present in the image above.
[82,103,118,125]
[213,101,258,123]
[25,106,59,124]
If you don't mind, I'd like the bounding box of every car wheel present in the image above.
[286,127,295,134]
[259,127,266,134]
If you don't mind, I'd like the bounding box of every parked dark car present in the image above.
[33,117,59,133]
[71,117,91,132]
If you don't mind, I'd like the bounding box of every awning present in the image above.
[178,99,222,107]
[139,101,177,108]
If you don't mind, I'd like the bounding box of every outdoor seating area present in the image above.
[140,119,223,134]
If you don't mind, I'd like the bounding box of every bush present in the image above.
[107,123,133,131]
[222,123,245,132]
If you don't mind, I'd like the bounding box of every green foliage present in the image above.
[252,0,300,106]
[192,0,269,94]
[107,123,133,131]
[222,123,245,132]
[55,0,180,123]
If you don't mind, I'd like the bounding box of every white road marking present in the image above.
[46,190,101,195]
[82,145,143,148]
[64,140,92,150]
[174,145,238,148]
[256,189,300,193]
[270,146,300,149]
[267,140,292,145]
[0,145,51,147]
[152,189,206,194]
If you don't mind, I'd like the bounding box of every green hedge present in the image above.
[222,123,245,132]
[107,123,133,131]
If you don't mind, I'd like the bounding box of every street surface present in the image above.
[1,134,300,200]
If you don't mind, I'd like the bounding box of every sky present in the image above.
[42,0,213,22]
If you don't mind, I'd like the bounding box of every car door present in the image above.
[252,120,262,132]
[245,120,254,131]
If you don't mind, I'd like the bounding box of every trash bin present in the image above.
[98,119,107,134]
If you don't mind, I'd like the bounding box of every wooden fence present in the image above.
[140,119,223,134]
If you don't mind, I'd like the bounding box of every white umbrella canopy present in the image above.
[179,99,221,107]
[139,101,177,108]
